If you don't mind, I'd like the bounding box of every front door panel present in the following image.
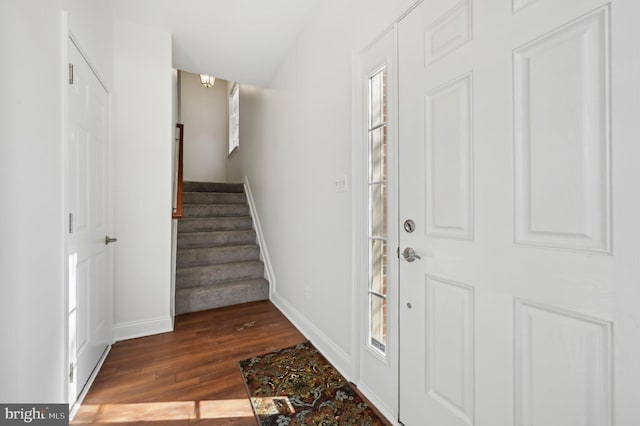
[398,1,639,425]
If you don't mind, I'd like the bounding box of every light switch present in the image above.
[334,175,348,193]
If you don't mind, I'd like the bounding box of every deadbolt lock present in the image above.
[404,219,416,233]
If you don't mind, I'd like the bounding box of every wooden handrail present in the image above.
[172,123,184,219]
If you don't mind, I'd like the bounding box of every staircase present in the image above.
[175,181,269,315]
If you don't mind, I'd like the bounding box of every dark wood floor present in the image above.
[73,301,307,425]
[73,301,392,425]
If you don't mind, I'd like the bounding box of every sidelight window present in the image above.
[367,66,388,355]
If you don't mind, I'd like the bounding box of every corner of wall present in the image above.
[113,316,174,342]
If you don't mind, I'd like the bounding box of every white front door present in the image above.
[398,0,640,425]
[67,38,113,403]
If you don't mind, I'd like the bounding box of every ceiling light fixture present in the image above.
[200,75,215,88]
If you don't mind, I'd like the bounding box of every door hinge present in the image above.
[69,363,74,383]
[69,213,73,234]
[68,63,74,85]
[397,247,400,259]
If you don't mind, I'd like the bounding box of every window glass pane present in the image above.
[367,66,387,356]
[229,84,239,154]
[369,126,387,183]
[370,183,387,237]
[369,69,386,128]
[369,239,387,295]
[370,294,387,352]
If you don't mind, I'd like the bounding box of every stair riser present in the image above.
[177,246,260,268]
[175,279,269,315]
[178,218,253,233]
[176,181,267,315]
[184,192,247,205]
[177,230,257,249]
[183,204,250,218]
[176,262,265,289]
[183,182,244,193]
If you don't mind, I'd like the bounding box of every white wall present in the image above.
[180,71,228,183]
[0,0,113,403]
[225,0,416,407]
[112,18,173,340]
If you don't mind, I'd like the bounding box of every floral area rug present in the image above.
[239,341,386,425]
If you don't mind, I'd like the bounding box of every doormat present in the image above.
[239,341,386,425]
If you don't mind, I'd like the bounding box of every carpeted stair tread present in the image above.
[175,181,269,315]
[177,245,261,268]
[183,192,247,205]
[177,230,257,249]
[178,217,253,233]
[176,260,265,289]
[175,278,269,315]
[183,204,250,218]
[183,181,244,193]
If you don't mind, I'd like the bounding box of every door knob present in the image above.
[401,247,421,262]
[105,236,118,245]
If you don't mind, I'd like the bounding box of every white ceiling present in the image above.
[111,0,320,87]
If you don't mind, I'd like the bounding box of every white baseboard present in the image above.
[271,291,352,381]
[113,316,173,342]
[244,177,367,417]
[272,296,398,424]
[355,382,400,425]
[271,291,396,422]
[69,345,111,420]
[243,177,277,298]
